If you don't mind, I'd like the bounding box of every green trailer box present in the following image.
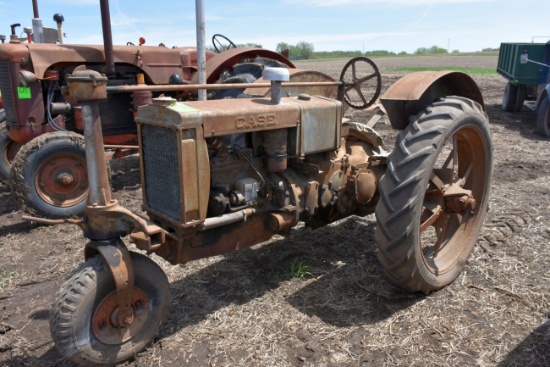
[497,43,545,86]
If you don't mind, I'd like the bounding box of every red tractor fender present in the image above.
[191,47,296,85]
[380,71,484,130]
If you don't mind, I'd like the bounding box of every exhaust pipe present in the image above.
[99,0,116,77]
[32,0,44,43]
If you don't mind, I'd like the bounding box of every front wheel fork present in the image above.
[85,238,136,327]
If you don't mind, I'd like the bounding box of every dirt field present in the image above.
[1,54,549,367]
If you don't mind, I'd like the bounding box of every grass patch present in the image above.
[389,66,496,75]
[0,270,19,292]
[283,258,313,279]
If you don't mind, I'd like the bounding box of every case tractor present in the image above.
[15,0,493,365]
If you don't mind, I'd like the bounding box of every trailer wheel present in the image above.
[375,96,492,294]
[537,97,550,137]
[50,251,170,365]
[502,82,517,112]
[514,84,526,112]
[0,122,22,183]
[9,131,88,218]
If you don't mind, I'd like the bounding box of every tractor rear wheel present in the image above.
[536,97,550,137]
[375,97,492,294]
[502,82,517,112]
[9,131,88,218]
[50,251,170,365]
[0,122,22,183]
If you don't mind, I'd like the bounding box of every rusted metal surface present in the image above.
[100,0,116,77]
[92,288,149,344]
[170,214,277,264]
[24,43,184,82]
[34,151,88,207]
[65,66,108,102]
[263,129,288,172]
[190,47,295,85]
[195,97,332,137]
[268,212,295,232]
[86,239,136,331]
[136,102,210,228]
[106,80,342,94]
[380,71,484,130]
[419,126,490,274]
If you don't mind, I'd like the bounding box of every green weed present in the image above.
[0,271,19,292]
[284,258,313,279]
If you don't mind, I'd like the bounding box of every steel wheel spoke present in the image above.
[420,197,442,233]
[430,172,447,193]
[432,214,449,258]
[356,72,378,84]
[456,163,473,187]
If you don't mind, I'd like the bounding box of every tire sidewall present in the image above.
[502,82,517,112]
[537,97,550,137]
[410,110,492,287]
[0,122,13,182]
[10,132,87,217]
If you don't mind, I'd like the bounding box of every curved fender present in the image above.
[191,47,296,85]
[380,71,484,130]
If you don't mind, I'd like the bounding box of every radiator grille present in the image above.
[141,124,181,221]
[0,60,15,122]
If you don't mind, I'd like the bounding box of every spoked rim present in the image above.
[420,124,490,274]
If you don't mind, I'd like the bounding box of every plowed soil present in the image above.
[1,54,549,367]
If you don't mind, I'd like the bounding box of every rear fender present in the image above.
[380,71,484,130]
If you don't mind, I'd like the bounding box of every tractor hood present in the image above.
[0,43,204,84]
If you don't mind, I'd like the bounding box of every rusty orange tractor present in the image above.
[17,1,493,365]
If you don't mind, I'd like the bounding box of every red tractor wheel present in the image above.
[375,97,493,294]
[0,122,22,183]
[9,131,89,218]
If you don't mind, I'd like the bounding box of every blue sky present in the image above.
[0,0,548,53]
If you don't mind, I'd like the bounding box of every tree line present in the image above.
[273,41,481,60]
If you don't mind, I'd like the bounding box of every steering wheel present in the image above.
[339,57,382,110]
[212,34,237,53]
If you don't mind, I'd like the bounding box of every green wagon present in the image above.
[497,41,550,136]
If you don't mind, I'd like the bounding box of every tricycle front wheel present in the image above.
[50,251,170,365]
